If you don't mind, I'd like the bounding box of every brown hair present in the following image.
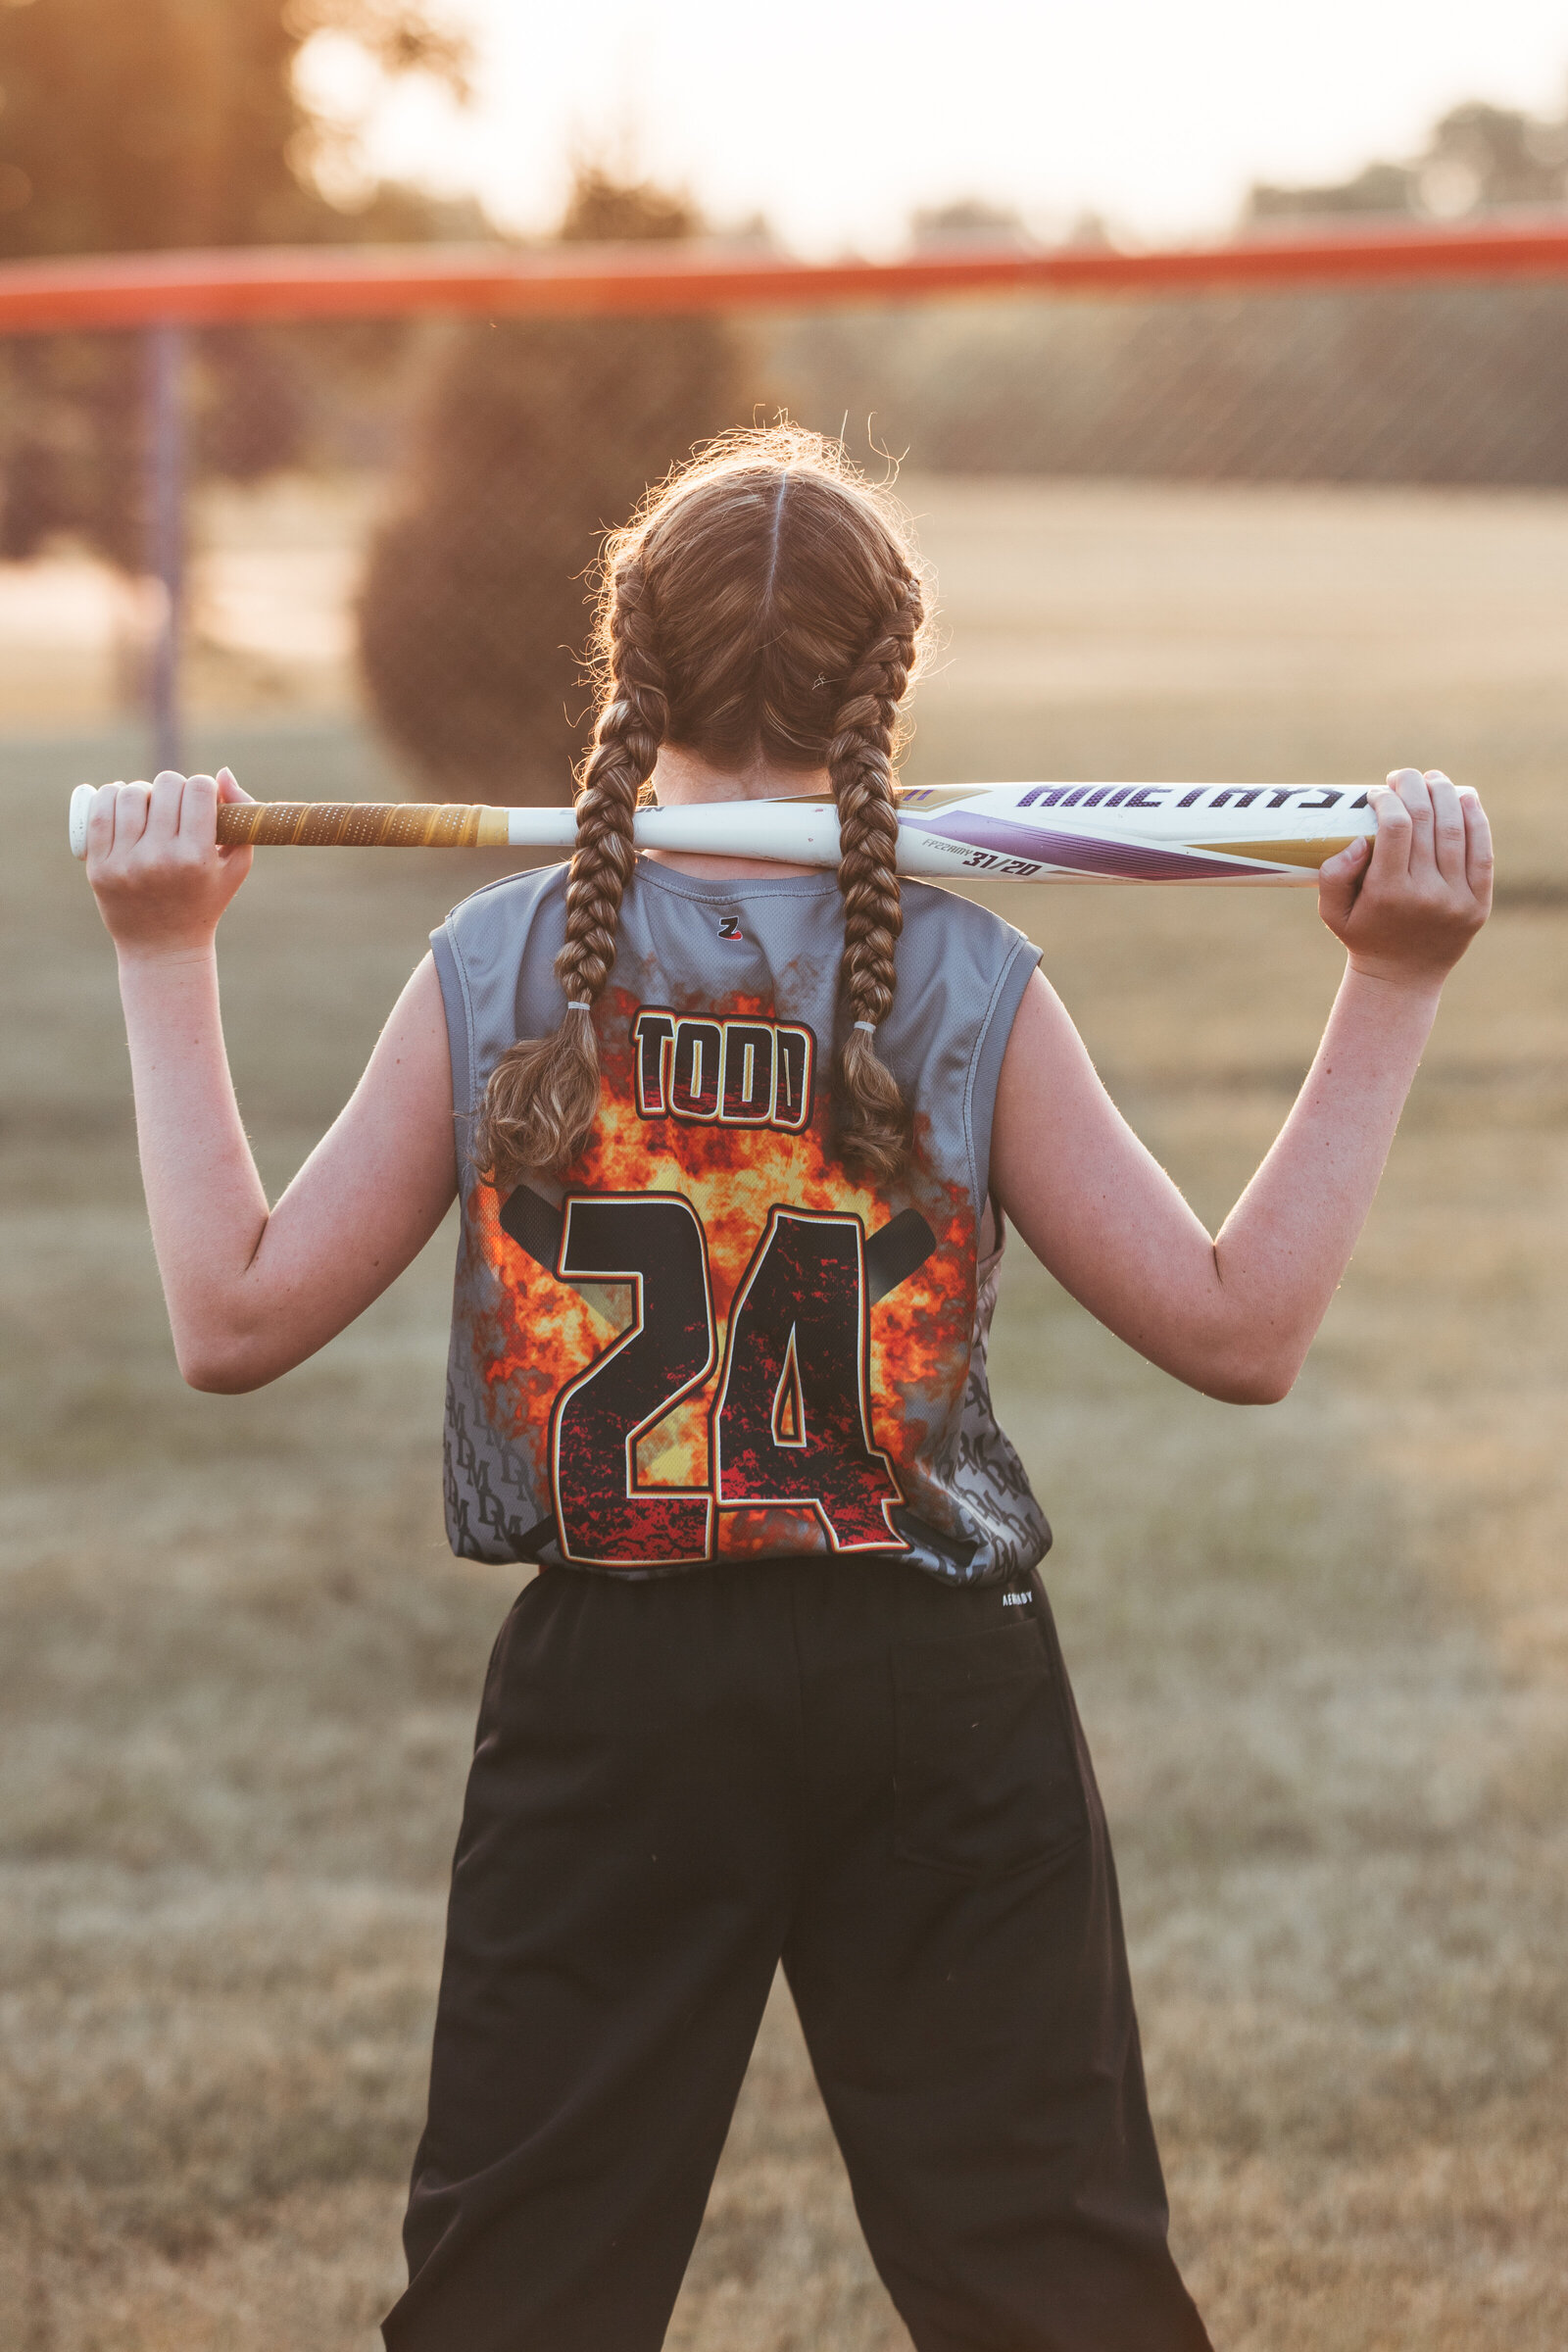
[476,425,930,1190]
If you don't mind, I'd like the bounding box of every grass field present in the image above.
[1,477,1565,2349]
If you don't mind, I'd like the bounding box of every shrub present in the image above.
[358,170,752,802]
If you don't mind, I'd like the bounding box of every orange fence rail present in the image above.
[2,217,1568,333]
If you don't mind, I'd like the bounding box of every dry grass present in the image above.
[1,477,1565,2348]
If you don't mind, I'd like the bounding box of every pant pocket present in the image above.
[893,1621,1089,1878]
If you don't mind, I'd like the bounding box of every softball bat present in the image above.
[69,780,1379,883]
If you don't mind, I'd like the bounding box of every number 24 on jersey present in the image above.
[536,1194,906,1569]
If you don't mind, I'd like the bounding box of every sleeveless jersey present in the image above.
[432,857,1052,1588]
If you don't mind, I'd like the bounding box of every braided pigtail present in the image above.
[475,552,666,1187]
[829,573,923,1185]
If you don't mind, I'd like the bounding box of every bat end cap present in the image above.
[69,784,95,860]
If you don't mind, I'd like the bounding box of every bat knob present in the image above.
[69,784,95,860]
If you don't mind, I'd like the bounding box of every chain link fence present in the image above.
[1,230,1565,835]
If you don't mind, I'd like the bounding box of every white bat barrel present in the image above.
[500,803,850,862]
[876,781,1379,884]
[638,802,843,863]
[582,785,1380,884]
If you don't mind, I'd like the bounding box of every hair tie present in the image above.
[566,1000,591,1013]
[854,1019,876,1034]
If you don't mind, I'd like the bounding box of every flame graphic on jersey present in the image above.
[466,987,975,1561]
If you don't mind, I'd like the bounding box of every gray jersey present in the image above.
[432,857,1051,1587]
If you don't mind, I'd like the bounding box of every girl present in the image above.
[84,428,1490,2352]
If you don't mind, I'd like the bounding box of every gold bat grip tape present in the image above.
[216,803,492,848]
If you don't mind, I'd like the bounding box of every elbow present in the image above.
[1200,1343,1302,1407]
[1214,1366,1297,1407]
[175,1331,270,1394]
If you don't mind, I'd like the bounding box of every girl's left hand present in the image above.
[85,766,255,959]
[1317,767,1492,990]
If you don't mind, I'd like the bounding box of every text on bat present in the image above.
[1013,784,1370,812]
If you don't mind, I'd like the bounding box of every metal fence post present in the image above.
[145,320,185,774]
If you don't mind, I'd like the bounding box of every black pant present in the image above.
[383,1555,1210,2352]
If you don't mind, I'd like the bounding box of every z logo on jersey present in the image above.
[633,1005,813,1134]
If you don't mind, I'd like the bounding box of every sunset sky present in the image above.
[306,0,1568,251]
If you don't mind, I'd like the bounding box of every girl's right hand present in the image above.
[85,767,255,959]
[1316,767,1493,991]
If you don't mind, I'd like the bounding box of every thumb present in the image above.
[1316,833,1369,935]
[216,764,254,806]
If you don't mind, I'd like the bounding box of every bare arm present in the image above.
[86,768,458,1393]
[991,769,1493,1403]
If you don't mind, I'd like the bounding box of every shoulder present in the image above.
[898,880,1041,983]
[432,862,572,1121]
[881,883,1042,1079]
[889,882,1044,1092]
[445,858,568,935]
[880,885,1043,1203]
[439,859,569,968]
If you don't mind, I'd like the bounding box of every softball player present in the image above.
[83,428,1490,2351]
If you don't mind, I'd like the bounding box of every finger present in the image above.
[1390,766,1434,871]
[1424,771,1466,889]
[181,771,219,848]
[145,767,187,846]
[85,781,122,862]
[1316,833,1369,929]
[1366,781,1413,883]
[1320,835,1370,879]
[111,780,151,853]
[213,765,256,873]
[1461,788,1494,914]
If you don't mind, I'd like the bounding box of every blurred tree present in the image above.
[0,0,470,257]
[358,167,753,803]
[1248,161,1420,220]
[909,198,1030,250]
[1419,101,1568,216]
[1247,94,1568,221]
[0,0,476,562]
